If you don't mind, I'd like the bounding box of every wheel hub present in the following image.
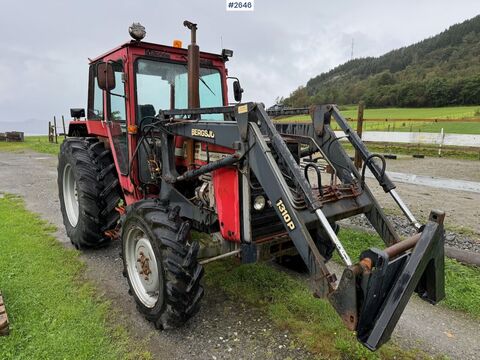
[137,251,152,281]
[125,227,161,308]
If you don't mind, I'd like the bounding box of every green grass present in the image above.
[0,136,61,154]
[337,105,480,120]
[287,105,480,120]
[278,105,480,134]
[359,120,479,134]
[0,194,147,359]
[336,228,480,318]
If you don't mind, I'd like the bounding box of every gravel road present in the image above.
[367,156,480,237]
[1,150,479,359]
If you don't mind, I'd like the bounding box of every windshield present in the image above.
[135,58,224,122]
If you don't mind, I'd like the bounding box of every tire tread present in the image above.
[58,137,122,248]
[122,200,204,329]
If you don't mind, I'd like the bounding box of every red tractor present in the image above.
[58,21,445,350]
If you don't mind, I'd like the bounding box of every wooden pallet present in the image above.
[6,131,24,142]
[0,292,9,336]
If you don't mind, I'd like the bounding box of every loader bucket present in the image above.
[329,210,445,351]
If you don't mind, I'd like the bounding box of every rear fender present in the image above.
[67,123,88,137]
[68,120,109,137]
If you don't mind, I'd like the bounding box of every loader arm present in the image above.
[153,102,445,351]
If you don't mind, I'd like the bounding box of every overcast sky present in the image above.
[1,0,480,134]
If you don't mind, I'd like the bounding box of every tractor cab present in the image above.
[69,22,241,204]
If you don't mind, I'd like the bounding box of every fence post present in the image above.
[354,101,365,169]
[438,128,445,157]
[48,121,53,143]
[53,116,58,144]
[62,115,66,139]
[417,128,421,152]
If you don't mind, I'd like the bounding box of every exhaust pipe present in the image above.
[183,20,200,169]
[184,20,200,109]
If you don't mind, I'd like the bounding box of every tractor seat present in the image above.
[138,104,156,125]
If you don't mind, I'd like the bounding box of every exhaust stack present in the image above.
[183,20,200,168]
[184,20,200,110]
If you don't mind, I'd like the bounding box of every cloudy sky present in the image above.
[1,0,479,134]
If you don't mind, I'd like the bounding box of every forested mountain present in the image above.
[283,15,480,108]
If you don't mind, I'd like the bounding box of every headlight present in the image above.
[253,195,266,211]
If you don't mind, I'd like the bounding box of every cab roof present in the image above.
[90,40,226,64]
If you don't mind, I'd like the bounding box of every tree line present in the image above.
[283,15,480,108]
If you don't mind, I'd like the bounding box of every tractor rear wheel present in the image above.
[121,200,204,329]
[58,137,121,249]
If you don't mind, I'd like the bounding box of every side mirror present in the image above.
[233,80,244,102]
[97,62,116,91]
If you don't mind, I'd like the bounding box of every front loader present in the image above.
[57,21,445,351]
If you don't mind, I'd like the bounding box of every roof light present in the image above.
[222,49,234,59]
[129,22,146,41]
[173,40,183,48]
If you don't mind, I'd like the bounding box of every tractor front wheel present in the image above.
[121,200,204,329]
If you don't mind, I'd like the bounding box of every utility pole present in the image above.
[351,38,354,60]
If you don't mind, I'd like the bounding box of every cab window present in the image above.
[108,61,128,174]
[87,64,104,120]
[135,59,224,122]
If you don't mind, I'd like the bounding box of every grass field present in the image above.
[337,105,480,120]
[278,105,480,134]
[0,194,147,359]
[0,136,60,154]
[357,120,480,134]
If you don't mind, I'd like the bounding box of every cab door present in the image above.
[106,60,129,175]
[101,54,140,204]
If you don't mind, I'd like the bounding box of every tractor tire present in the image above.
[58,137,121,249]
[121,200,204,329]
